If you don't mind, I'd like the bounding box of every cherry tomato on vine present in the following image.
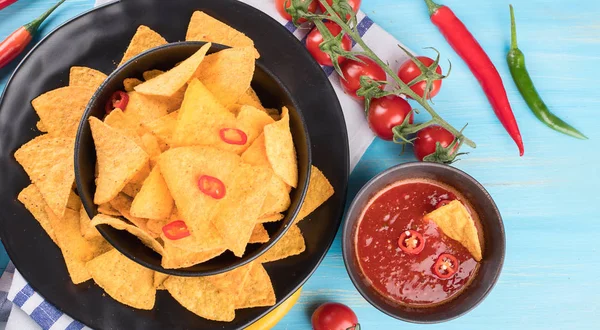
[398,56,443,99]
[275,0,318,23]
[319,0,362,20]
[306,21,352,66]
[312,302,360,330]
[413,125,456,161]
[367,95,413,141]
[339,55,386,100]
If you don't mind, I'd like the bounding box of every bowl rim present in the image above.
[341,162,506,323]
[74,41,312,277]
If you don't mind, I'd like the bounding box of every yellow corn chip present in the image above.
[18,184,58,245]
[118,25,168,67]
[14,135,74,218]
[206,263,252,295]
[424,200,483,261]
[264,107,298,188]
[212,163,271,256]
[140,132,162,166]
[235,263,276,309]
[162,240,225,269]
[91,214,165,256]
[195,47,255,107]
[131,166,174,220]
[122,91,170,127]
[103,108,143,146]
[36,121,47,132]
[69,66,107,90]
[86,249,156,310]
[260,175,291,217]
[108,193,157,238]
[146,218,167,237]
[142,111,179,146]
[129,162,151,185]
[258,213,284,223]
[154,272,169,290]
[66,191,81,212]
[79,205,101,240]
[164,276,235,322]
[89,117,150,204]
[135,43,211,97]
[97,202,120,216]
[238,88,265,112]
[31,86,95,137]
[46,207,112,284]
[295,166,335,223]
[123,78,143,92]
[260,224,305,263]
[143,69,164,81]
[241,133,269,167]
[249,224,269,244]
[235,105,274,152]
[186,11,259,58]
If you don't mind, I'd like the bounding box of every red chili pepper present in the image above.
[435,199,452,209]
[424,0,524,156]
[398,230,425,255]
[105,91,129,114]
[162,220,191,240]
[219,128,248,145]
[0,0,66,69]
[433,253,459,279]
[0,0,18,11]
[197,175,226,199]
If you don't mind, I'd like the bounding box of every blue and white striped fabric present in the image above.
[2,0,411,328]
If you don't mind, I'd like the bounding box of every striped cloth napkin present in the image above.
[2,0,411,328]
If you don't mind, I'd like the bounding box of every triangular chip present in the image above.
[259,224,305,263]
[143,69,164,81]
[165,276,235,322]
[142,111,179,147]
[154,272,169,290]
[238,88,265,112]
[162,240,225,269]
[258,213,284,223]
[90,214,164,256]
[69,66,107,90]
[98,202,121,216]
[86,249,155,310]
[123,78,143,92]
[80,205,101,240]
[235,105,274,152]
[130,166,174,220]
[135,43,211,97]
[103,108,143,146]
[66,191,81,211]
[89,117,150,204]
[185,11,259,58]
[260,175,291,217]
[31,86,95,137]
[295,166,334,223]
[109,193,157,238]
[424,200,483,261]
[140,133,162,166]
[47,207,112,284]
[14,135,75,218]
[122,91,170,127]
[263,107,298,187]
[235,263,276,309]
[249,224,270,244]
[18,184,58,245]
[194,47,256,107]
[241,133,269,167]
[118,25,167,67]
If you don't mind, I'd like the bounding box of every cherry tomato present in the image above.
[398,230,425,255]
[162,220,190,240]
[306,21,352,66]
[435,199,452,209]
[197,175,226,199]
[398,56,443,99]
[367,95,413,141]
[312,302,360,330]
[275,0,318,23]
[433,253,459,279]
[219,128,248,145]
[339,55,386,100]
[319,0,361,20]
[105,91,129,114]
[413,125,456,161]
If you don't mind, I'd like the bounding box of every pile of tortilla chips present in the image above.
[15,12,335,322]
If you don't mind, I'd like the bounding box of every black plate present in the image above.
[0,0,349,329]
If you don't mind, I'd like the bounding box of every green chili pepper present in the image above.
[507,5,587,140]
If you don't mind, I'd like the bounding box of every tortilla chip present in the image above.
[121,183,142,199]
[162,240,225,269]
[260,175,291,217]
[69,66,107,90]
[103,108,143,146]
[108,193,157,238]
[66,190,81,212]
[86,249,156,310]
[212,163,271,256]
[424,200,483,261]
[18,184,58,245]
[135,43,211,97]
[235,263,275,309]
[241,133,269,167]
[142,111,179,146]
[164,276,235,322]
[235,105,274,151]
[123,78,143,92]
[131,166,174,220]
[195,47,255,107]
[207,263,253,294]
[154,272,169,290]
[98,202,120,216]
[238,88,265,111]
[186,11,259,58]
[170,79,237,150]
[46,207,112,284]
[140,132,162,165]
[118,25,168,67]
[80,205,101,240]
[295,166,334,223]
[91,214,165,255]
[249,224,269,244]
[31,86,95,137]
[89,117,150,204]
[258,213,284,223]
[36,121,47,132]
[264,107,298,188]
[143,69,164,81]
[259,224,305,263]
[129,162,151,185]
[15,135,74,218]
[122,91,170,127]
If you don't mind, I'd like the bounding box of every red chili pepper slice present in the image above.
[105,91,129,114]
[197,175,226,199]
[219,128,248,145]
[433,253,459,279]
[398,230,425,255]
[435,199,452,209]
[162,220,190,240]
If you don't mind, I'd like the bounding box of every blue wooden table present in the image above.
[1,0,598,329]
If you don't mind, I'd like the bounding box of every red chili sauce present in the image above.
[355,179,481,307]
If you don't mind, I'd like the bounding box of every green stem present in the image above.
[510,5,518,50]
[424,0,442,16]
[24,0,66,35]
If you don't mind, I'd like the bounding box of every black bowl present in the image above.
[75,41,312,276]
[342,162,505,323]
